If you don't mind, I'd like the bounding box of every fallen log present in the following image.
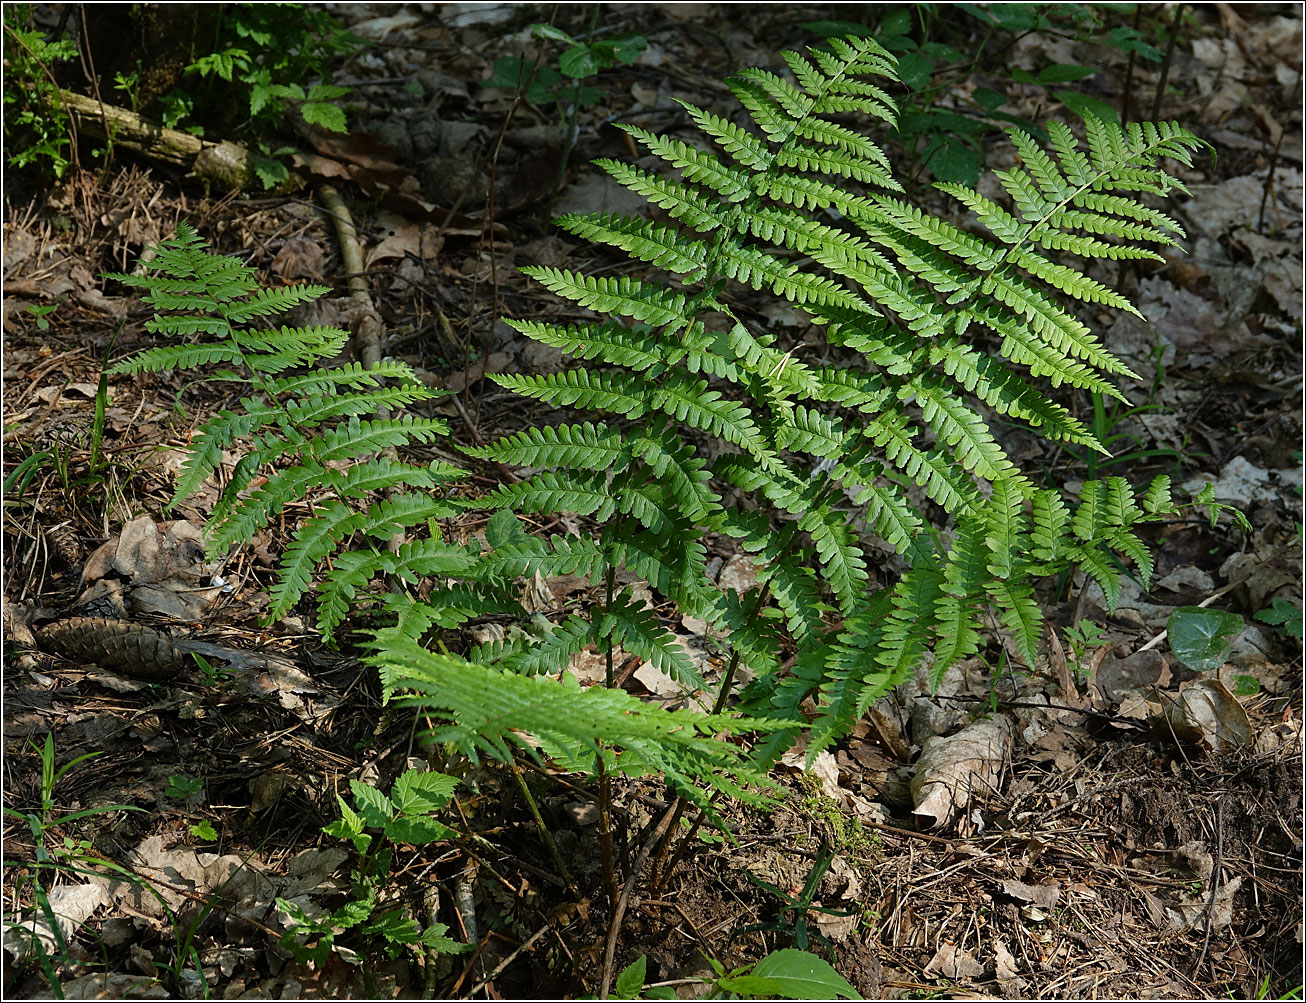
[61,91,301,193]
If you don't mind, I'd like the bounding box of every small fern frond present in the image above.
[991,580,1043,667]
[373,639,776,822]
[521,267,690,328]
[558,212,709,276]
[269,500,361,618]
[481,469,616,522]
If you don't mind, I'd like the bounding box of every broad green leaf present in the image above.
[390,769,459,816]
[615,955,648,999]
[1167,606,1243,672]
[385,815,458,845]
[747,948,862,1000]
[349,779,394,828]
[1254,597,1303,640]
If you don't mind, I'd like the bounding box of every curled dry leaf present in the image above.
[78,517,222,620]
[922,941,984,980]
[910,715,1013,829]
[1154,678,1252,752]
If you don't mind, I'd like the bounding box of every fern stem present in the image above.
[598,801,679,1000]
[595,750,620,905]
[603,561,617,688]
[511,762,576,894]
[645,796,686,893]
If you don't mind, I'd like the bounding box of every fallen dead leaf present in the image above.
[923,941,984,980]
[1155,678,1253,752]
[3,882,109,964]
[1000,878,1061,910]
[911,715,1013,829]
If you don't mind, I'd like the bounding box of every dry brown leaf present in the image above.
[923,941,984,980]
[1001,878,1061,910]
[1155,678,1252,752]
[910,715,1013,829]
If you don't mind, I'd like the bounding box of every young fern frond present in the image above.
[370,638,778,824]
[111,222,470,641]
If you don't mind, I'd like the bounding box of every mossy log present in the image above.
[61,91,300,193]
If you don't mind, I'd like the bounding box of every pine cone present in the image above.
[36,617,184,680]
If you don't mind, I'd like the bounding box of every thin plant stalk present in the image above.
[511,762,576,893]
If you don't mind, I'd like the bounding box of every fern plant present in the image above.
[449,34,1206,759]
[109,222,486,638]
[108,223,773,823]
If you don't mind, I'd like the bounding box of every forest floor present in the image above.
[2,3,1303,1000]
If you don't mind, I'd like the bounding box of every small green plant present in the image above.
[4,735,144,863]
[804,5,1171,185]
[2,6,78,178]
[1253,976,1304,1001]
[163,772,217,841]
[615,947,861,1000]
[2,735,147,991]
[2,736,239,995]
[24,302,58,331]
[1063,618,1107,677]
[486,23,646,117]
[486,20,646,186]
[733,841,853,960]
[277,768,470,969]
[171,4,359,137]
[1255,597,1303,643]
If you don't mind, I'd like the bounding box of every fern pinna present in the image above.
[457,35,1203,757]
[110,223,479,638]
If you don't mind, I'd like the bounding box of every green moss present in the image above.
[793,772,882,862]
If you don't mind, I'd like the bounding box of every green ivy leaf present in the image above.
[1167,606,1243,672]
[420,922,473,953]
[880,9,914,35]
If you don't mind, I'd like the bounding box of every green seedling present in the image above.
[1254,597,1303,643]
[1063,618,1108,679]
[278,768,470,970]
